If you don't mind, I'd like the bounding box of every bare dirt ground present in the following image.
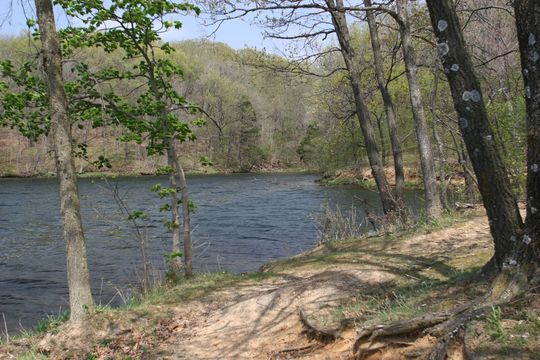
[146,212,493,360]
[4,210,521,360]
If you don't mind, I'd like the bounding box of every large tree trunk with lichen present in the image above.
[396,0,443,219]
[327,0,399,214]
[35,0,94,323]
[364,0,405,204]
[513,0,540,271]
[426,0,523,270]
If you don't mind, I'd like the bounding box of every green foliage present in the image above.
[159,203,172,212]
[199,155,213,167]
[164,251,183,260]
[297,123,321,163]
[33,311,70,335]
[164,219,179,230]
[187,199,197,212]
[127,209,148,221]
[156,166,175,175]
[0,60,49,141]
[93,155,112,169]
[486,94,527,196]
[486,306,507,341]
[39,0,203,157]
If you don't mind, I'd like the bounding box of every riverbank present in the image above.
[0,164,310,179]
[317,167,470,193]
[2,208,538,359]
[317,167,423,187]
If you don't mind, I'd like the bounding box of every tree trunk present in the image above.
[35,0,94,323]
[514,0,540,267]
[364,0,406,204]
[172,152,193,278]
[375,113,387,167]
[327,0,399,214]
[425,0,523,269]
[397,0,443,219]
[429,71,450,209]
[166,144,183,275]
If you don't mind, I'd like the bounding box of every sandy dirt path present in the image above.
[149,212,492,359]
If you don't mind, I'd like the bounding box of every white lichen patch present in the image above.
[508,259,517,266]
[462,90,481,102]
[438,20,448,32]
[524,68,529,76]
[523,234,532,245]
[510,235,517,242]
[459,117,468,129]
[532,163,539,173]
[531,207,538,215]
[470,90,481,102]
[451,63,460,72]
[484,134,492,141]
[437,42,450,57]
[529,33,536,46]
[526,86,532,98]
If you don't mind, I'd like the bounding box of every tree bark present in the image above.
[514,0,540,266]
[425,0,523,269]
[396,0,443,219]
[166,145,183,274]
[429,71,450,209]
[364,0,406,204]
[35,0,94,323]
[327,0,399,214]
[170,145,193,277]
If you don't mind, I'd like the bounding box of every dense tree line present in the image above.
[0,38,311,175]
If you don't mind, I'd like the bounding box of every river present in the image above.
[0,173,421,334]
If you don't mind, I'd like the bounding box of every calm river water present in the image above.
[0,173,421,334]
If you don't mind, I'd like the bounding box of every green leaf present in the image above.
[164,251,182,260]
[128,210,148,220]
[200,155,213,167]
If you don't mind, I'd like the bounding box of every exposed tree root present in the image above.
[269,343,323,359]
[299,309,347,343]
[352,265,532,359]
[352,312,450,359]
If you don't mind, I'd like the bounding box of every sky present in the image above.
[0,1,282,52]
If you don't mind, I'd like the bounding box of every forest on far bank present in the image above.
[0,0,526,203]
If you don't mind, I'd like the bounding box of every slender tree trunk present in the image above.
[397,0,442,219]
[166,145,183,275]
[429,71,449,209]
[426,0,523,270]
[171,150,193,277]
[35,0,94,323]
[375,114,387,167]
[364,0,405,203]
[327,0,399,214]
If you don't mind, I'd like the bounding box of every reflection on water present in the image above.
[0,173,421,333]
